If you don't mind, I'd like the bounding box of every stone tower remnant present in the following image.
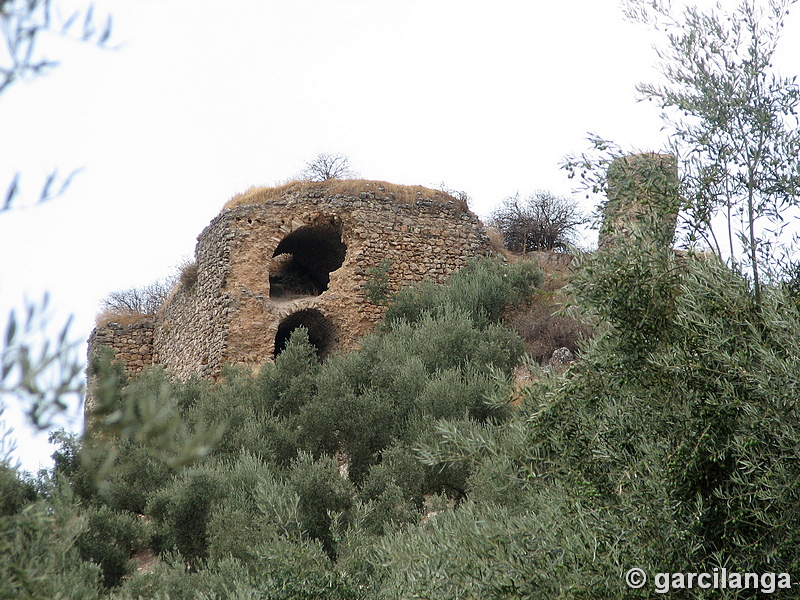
[599,152,681,249]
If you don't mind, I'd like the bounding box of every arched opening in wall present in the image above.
[269,224,347,299]
[274,309,336,360]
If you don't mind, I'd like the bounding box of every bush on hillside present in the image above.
[0,488,103,599]
[75,505,144,588]
[0,463,37,516]
[384,256,541,329]
[300,308,523,484]
[508,302,593,364]
[146,466,224,566]
[32,256,554,598]
[392,233,800,597]
[51,430,174,514]
[288,452,355,560]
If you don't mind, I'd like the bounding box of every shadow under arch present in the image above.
[269,224,346,299]
[273,308,336,360]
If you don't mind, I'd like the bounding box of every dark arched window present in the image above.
[269,225,346,299]
[274,309,336,360]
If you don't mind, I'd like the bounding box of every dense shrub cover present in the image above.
[4,250,800,599]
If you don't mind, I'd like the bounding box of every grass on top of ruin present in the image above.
[222,179,471,213]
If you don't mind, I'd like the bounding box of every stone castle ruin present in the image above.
[88,155,680,385]
[89,181,493,381]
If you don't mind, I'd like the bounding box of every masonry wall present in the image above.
[89,181,493,382]
[153,215,236,380]
[87,320,155,380]
[88,156,683,386]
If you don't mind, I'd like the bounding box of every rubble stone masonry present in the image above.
[87,320,155,380]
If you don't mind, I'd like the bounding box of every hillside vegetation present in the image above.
[3,1,800,596]
[4,243,800,598]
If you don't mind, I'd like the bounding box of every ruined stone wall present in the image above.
[87,159,686,384]
[89,181,493,382]
[172,185,491,378]
[87,320,155,380]
[153,216,236,380]
[523,250,574,271]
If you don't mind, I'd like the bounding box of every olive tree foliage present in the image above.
[299,152,357,182]
[0,0,111,460]
[1,0,112,209]
[86,353,226,472]
[489,191,587,252]
[391,230,800,598]
[624,0,800,304]
[0,0,217,469]
[1,295,85,436]
[0,0,111,93]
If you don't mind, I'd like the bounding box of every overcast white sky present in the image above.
[2,0,799,471]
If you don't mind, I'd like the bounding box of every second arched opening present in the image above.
[273,309,336,360]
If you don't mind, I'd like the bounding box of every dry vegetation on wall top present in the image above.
[222,179,471,213]
[95,280,172,328]
[95,309,152,328]
[95,261,198,329]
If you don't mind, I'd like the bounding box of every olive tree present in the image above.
[2,0,112,209]
[1,0,112,440]
[1,0,110,94]
[625,0,800,304]
[1,2,218,467]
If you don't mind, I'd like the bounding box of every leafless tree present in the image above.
[490,191,587,253]
[101,280,173,316]
[300,152,357,181]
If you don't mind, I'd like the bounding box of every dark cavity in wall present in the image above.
[269,224,346,299]
[274,309,336,360]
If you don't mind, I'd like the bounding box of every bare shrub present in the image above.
[434,183,472,212]
[299,152,357,182]
[97,279,173,327]
[103,282,171,315]
[508,301,593,365]
[490,191,587,253]
[96,260,200,328]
